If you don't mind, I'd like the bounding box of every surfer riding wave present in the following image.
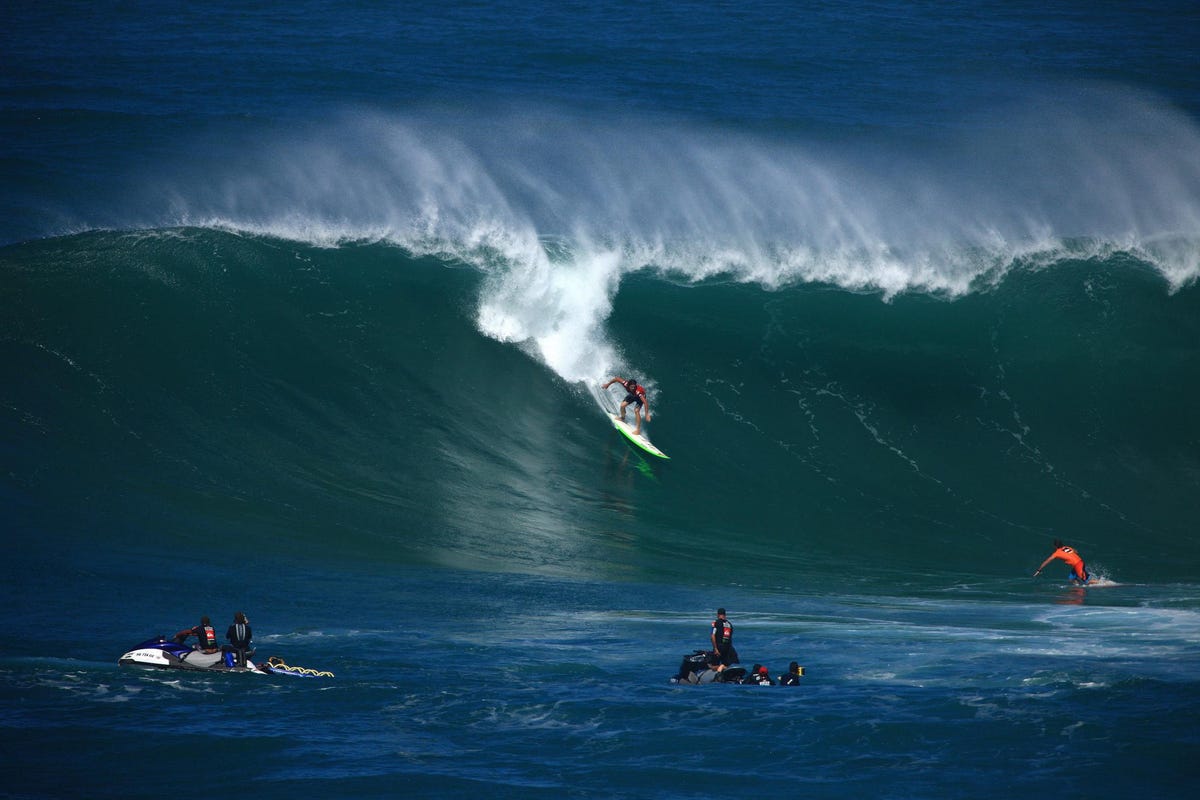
[603,376,651,435]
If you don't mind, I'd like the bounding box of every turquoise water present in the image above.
[3,2,1199,797]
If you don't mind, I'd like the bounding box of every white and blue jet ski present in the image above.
[119,636,333,677]
[119,636,262,673]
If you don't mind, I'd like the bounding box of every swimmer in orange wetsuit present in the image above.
[1034,539,1091,584]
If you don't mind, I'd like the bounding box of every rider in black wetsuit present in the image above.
[743,665,774,685]
[223,611,254,667]
[778,662,804,685]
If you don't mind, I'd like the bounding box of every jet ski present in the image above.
[119,636,262,673]
[669,650,801,685]
[119,636,335,677]
[669,650,747,684]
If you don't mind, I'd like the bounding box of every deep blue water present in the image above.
[3,2,1200,798]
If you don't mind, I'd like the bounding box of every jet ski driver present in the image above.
[174,615,220,653]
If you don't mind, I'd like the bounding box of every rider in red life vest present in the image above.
[1034,539,1091,584]
[174,615,220,653]
[602,376,652,435]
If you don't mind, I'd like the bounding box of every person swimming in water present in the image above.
[1034,539,1091,584]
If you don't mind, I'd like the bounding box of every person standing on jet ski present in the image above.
[174,615,219,653]
[711,608,739,666]
[222,611,254,667]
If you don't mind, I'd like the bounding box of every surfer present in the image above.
[711,608,739,666]
[1034,539,1091,584]
[744,664,774,685]
[778,662,804,685]
[603,376,651,435]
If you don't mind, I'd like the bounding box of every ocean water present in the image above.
[3,2,1200,797]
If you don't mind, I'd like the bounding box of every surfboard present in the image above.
[611,414,669,459]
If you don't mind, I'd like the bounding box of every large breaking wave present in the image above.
[54,86,1200,386]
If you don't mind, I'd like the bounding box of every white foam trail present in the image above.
[146,87,1200,381]
[476,247,622,383]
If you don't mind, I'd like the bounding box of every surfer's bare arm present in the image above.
[1034,554,1055,576]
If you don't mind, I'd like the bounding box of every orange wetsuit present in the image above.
[1051,546,1089,582]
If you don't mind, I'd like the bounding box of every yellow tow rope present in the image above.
[265,656,334,678]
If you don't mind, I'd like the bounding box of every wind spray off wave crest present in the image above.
[143,91,1200,378]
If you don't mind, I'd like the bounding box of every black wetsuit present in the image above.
[225,622,253,666]
[227,622,252,649]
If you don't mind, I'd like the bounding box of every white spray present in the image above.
[153,87,1200,389]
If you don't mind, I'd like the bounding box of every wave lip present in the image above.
[19,86,1200,382]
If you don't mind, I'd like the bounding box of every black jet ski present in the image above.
[670,650,802,685]
[669,650,747,684]
[118,636,333,677]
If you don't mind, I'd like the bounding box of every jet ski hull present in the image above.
[119,637,261,673]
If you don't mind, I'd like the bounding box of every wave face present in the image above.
[4,229,1198,584]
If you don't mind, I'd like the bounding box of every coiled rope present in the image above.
[265,656,334,677]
